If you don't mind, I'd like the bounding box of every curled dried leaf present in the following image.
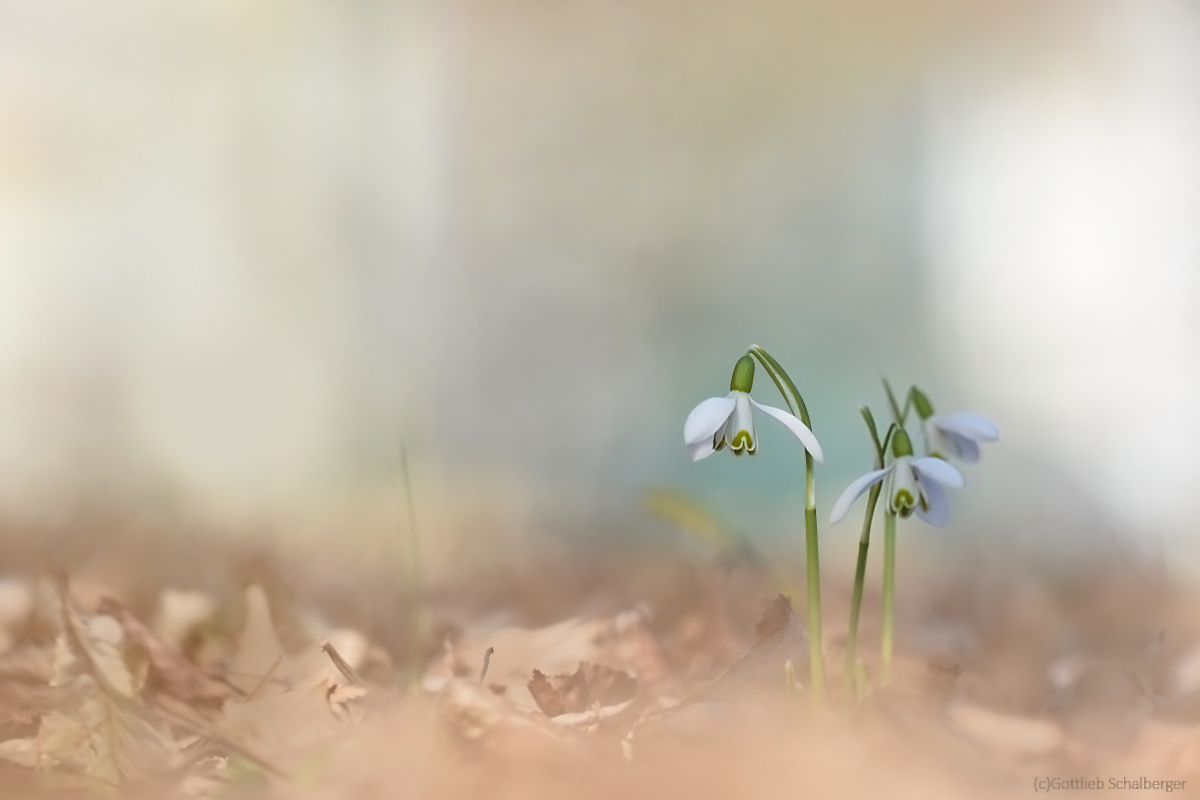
[754,594,793,638]
[527,663,637,718]
[99,597,227,706]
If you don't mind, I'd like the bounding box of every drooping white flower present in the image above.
[910,387,999,463]
[829,429,964,527]
[683,355,824,463]
[922,412,1000,463]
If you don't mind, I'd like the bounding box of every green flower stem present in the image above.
[843,410,890,707]
[804,493,825,712]
[881,509,897,685]
[883,378,916,426]
[749,345,825,712]
[883,378,904,425]
[843,482,881,704]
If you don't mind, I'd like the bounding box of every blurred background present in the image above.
[1,0,1199,584]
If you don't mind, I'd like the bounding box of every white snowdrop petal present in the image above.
[687,438,717,461]
[684,395,737,445]
[937,412,999,442]
[748,398,825,463]
[945,431,980,463]
[911,457,965,489]
[914,473,952,527]
[829,467,890,524]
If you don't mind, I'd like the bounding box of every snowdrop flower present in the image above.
[829,429,964,527]
[911,387,999,464]
[683,355,824,463]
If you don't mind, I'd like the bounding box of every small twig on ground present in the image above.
[478,647,495,685]
[321,641,363,686]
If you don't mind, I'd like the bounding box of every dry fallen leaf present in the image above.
[440,677,565,751]
[701,595,809,701]
[154,589,217,651]
[99,596,227,706]
[53,599,134,698]
[228,585,291,695]
[0,581,186,788]
[220,672,362,764]
[457,618,607,684]
[214,588,375,773]
[527,662,637,718]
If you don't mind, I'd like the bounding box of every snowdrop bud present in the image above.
[729,355,755,393]
[911,387,935,420]
[892,428,914,458]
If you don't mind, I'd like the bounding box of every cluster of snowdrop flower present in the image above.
[831,386,999,530]
[683,347,998,710]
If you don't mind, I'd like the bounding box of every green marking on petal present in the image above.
[894,489,914,510]
[731,429,754,453]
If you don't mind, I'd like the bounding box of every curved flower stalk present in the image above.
[683,346,828,712]
[683,357,824,463]
[747,344,827,712]
[910,387,1000,464]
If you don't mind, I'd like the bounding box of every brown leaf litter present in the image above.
[527,662,638,718]
[0,550,1194,799]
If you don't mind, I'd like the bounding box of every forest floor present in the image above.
[0,513,1196,800]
